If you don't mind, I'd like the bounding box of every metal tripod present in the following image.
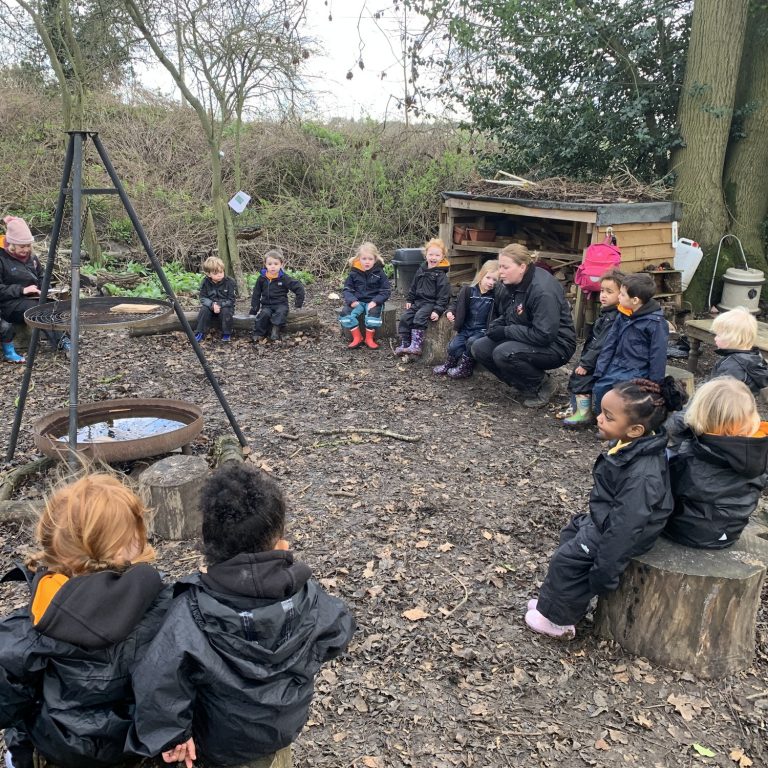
[6,131,248,465]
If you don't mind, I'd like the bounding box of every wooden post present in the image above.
[594,537,765,678]
[139,455,210,540]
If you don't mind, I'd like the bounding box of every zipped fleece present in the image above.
[128,551,355,766]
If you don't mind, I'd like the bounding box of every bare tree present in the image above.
[123,0,310,285]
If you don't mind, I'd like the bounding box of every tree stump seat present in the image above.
[594,536,766,678]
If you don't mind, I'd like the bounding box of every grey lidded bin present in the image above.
[391,248,424,295]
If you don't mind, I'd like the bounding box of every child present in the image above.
[0,473,168,768]
[128,463,355,768]
[249,249,305,342]
[709,306,768,402]
[339,241,391,349]
[525,377,686,638]
[395,238,451,357]
[433,259,498,379]
[592,272,668,413]
[561,269,624,426]
[195,256,238,342]
[664,377,768,549]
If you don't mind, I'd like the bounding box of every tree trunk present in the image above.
[210,146,245,294]
[723,6,768,270]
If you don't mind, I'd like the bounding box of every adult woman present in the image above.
[0,216,70,355]
[472,244,576,407]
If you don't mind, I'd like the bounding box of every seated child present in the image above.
[561,269,624,426]
[709,305,768,402]
[592,272,669,413]
[1,317,24,363]
[395,238,451,357]
[249,249,305,342]
[664,377,768,549]
[433,259,498,379]
[339,241,391,350]
[195,256,238,342]
[128,463,355,768]
[525,377,686,638]
[0,473,168,768]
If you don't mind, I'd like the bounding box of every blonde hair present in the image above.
[423,238,447,257]
[30,473,155,576]
[203,256,225,274]
[348,241,384,268]
[711,306,757,350]
[499,243,533,266]
[684,377,760,437]
[472,259,499,286]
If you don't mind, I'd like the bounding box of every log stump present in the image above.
[594,537,765,678]
[139,455,209,540]
[420,315,455,367]
[339,303,401,345]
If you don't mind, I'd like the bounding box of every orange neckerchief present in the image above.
[705,421,768,438]
[618,305,633,317]
[31,572,69,625]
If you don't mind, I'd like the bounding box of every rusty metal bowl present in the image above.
[33,398,204,462]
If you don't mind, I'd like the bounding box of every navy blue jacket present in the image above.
[250,269,305,314]
[407,261,451,313]
[199,275,237,309]
[710,348,768,398]
[449,284,494,333]
[594,299,668,382]
[578,305,619,373]
[342,261,391,306]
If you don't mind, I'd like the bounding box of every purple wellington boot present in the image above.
[447,353,474,379]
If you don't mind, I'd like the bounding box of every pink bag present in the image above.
[574,239,621,293]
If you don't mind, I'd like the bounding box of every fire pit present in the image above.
[33,398,204,463]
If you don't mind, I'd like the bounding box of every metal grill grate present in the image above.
[24,297,173,331]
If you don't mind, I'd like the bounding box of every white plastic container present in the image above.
[674,237,703,290]
[719,267,765,313]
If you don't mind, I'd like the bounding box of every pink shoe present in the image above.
[525,609,575,639]
[527,598,538,612]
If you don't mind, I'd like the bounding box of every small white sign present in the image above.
[228,191,251,214]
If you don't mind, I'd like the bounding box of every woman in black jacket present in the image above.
[665,377,768,549]
[0,474,169,768]
[471,244,576,408]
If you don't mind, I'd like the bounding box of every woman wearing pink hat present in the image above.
[0,216,71,358]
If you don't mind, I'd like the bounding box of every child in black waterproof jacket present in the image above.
[128,463,355,768]
[432,259,498,379]
[339,241,391,350]
[0,474,169,768]
[249,249,305,342]
[709,306,768,402]
[525,378,686,639]
[195,256,238,342]
[665,377,768,549]
[395,238,451,358]
[560,269,623,427]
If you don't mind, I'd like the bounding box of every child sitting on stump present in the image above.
[339,241,391,349]
[395,238,451,357]
[433,260,498,379]
[560,269,623,426]
[128,463,355,768]
[525,377,686,639]
[250,249,305,342]
[664,377,768,549]
[709,306,768,402]
[195,256,237,342]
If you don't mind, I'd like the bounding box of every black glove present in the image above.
[486,325,507,342]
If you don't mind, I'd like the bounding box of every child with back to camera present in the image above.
[195,256,238,343]
[525,377,686,639]
[709,306,768,402]
[560,269,624,427]
[432,259,498,379]
[338,241,391,349]
[664,377,768,550]
[0,473,169,768]
[249,249,305,342]
[592,272,668,413]
[395,238,451,357]
[128,463,355,768]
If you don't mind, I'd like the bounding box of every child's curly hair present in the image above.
[29,473,154,576]
[612,377,688,433]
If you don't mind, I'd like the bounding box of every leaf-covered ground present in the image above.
[1,286,766,768]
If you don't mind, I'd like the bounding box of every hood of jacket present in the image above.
[30,563,164,649]
[685,426,768,478]
[199,551,312,599]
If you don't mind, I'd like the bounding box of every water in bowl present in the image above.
[57,417,186,443]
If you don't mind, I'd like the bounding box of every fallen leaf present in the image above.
[332,731,346,742]
[692,743,715,757]
[414,540,430,549]
[729,748,753,767]
[633,713,653,730]
[667,693,699,721]
[352,695,369,713]
[273,424,284,433]
[594,738,610,751]
[438,542,454,552]
[362,561,375,578]
[362,758,383,768]
[403,607,429,621]
[482,531,493,540]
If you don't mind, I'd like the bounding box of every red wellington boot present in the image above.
[364,329,379,349]
[347,327,364,348]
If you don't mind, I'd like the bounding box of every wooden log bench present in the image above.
[594,536,766,678]
[129,308,319,338]
[685,317,768,373]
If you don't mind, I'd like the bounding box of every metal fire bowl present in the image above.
[33,398,204,463]
[24,297,173,331]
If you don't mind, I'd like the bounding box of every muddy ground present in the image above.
[1,284,767,768]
